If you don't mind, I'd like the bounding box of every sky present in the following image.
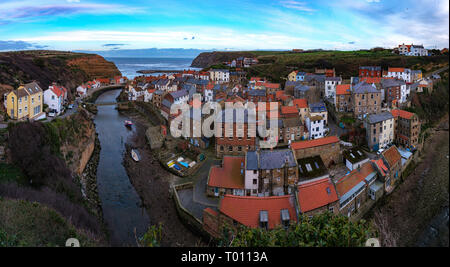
[0,0,448,52]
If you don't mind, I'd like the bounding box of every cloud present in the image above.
[280,1,316,12]
[0,0,140,24]
[102,43,127,47]
[0,40,48,51]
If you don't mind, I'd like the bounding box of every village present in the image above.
[0,44,447,245]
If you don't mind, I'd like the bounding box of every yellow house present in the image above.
[5,82,44,120]
[288,71,298,81]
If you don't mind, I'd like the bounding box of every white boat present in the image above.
[131,149,140,162]
[124,120,133,127]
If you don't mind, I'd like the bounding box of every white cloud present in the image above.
[280,0,316,12]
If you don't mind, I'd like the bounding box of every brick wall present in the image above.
[294,142,341,167]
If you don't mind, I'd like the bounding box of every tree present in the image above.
[220,212,376,247]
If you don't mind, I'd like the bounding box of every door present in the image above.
[291,134,295,140]
[214,187,219,197]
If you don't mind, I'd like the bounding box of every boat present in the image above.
[173,164,181,171]
[124,120,133,127]
[179,161,189,168]
[131,149,140,162]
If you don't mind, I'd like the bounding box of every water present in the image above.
[106,57,201,79]
[94,89,150,246]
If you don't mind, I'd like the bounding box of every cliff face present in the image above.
[0,50,121,99]
[190,51,256,68]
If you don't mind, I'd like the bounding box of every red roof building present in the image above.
[293,99,308,109]
[291,136,339,150]
[207,156,245,197]
[219,194,297,229]
[336,84,351,95]
[297,178,339,215]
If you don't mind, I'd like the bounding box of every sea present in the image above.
[105,57,201,79]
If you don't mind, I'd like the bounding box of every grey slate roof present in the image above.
[367,112,394,124]
[380,78,406,88]
[23,82,42,94]
[285,81,302,87]
[359,66,381,71]
[325,77,342,82]
[353,82,379,93]
[294,84,309,92]
[248,89,266,96]
[259,149,297,170]
[161,99,172,108]
[246,151,259,170]
[309,102,327,113]
[170,89,188,99]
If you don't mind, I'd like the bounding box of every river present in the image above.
[94,89,150,246]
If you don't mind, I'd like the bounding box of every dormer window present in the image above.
[259,210,268,230]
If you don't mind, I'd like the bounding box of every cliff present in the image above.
[0,50,121,99]
[190,51,256,68]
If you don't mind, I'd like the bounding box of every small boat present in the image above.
[124,120,133,127]
[131,149,140,162]
[179,161,189,168]
[173,164,181,171]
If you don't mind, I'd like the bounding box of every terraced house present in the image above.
[351,81,381,119]
[391,109,421,149]
[4,82,45,120]
[364,112,395,151]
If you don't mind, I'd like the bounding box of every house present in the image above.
[381,78,408,108]
[343,147,369,171]
[309,102,327,125]
[209,69,230,84]
[381,146,402,191]
[293,84,310,99]
[411,70,422,82]
[245,149,298,196]
[293,99,309,122]
[4,82,45,120]
[280,117,306,143]
[297,178,339,216]
[391,109,421,149]
[288,70,298,81]
[144,89,155,102]
[43,83,68,115]
[305,115,327,140]
[152,90,165,109]
[335,84,352,113]
[76,85,88,98]
[216,108,257,158]
[315,68,335,77]
[297,155,329,183]
[324,77,342,100]
[351,82,381,119]
[291,136,340,167]
[386,67,412,83]
[247,89,267,103]
[207,194,297,232]
[280,106,299,119]
[335,161,378,218]
[206,156,245,197]
[359,66,382,78]
[409,45,428,56]
[296,71,307,81]
[364,112,395,151]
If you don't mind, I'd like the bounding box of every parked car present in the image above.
[48,110,56,117]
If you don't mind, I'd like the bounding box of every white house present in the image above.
[144,89,155,102]
[409,45,428,56]
[343,148,369,171]
[244,151,259,196]
[306,114,327,140]
[44,84,67,115]
[386,67,412,83]
[203,86,214,102]
[324,77,342,101]
[208,69,230,84]
[76,85,87,98]
[128,86,145,101]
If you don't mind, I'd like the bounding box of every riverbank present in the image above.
[123,114,203,246]
[366,114,449,247]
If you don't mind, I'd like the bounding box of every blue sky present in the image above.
[0,0,448,51]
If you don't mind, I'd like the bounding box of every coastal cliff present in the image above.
[0,50,121,99]
[190,51,256,68]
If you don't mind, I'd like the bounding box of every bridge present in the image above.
[86,84,125,97]
[92,101,128,106]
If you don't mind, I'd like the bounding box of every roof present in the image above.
[248,89,266,97]
[389,67,405,72]
[282,117,302,128]
[382,146,401,168]
[391,109,414,120]
[281,106,298,115]
[325,77,342,82]
[291,136,339,150]
[293,99,308,109]
[336,84,351,95]
[48,84,66,97]
[360,66,381,71]
[335,162,376,201]
[360,77,382,84]
[297,155,328,180]
[366,112,394,124]
[259,149,297,170]
[246,151,259,170]
[21,82,42,95]
[309,102,327,113]
[353,82,378,94]
[219,195,297,229]
[208,156,245,189]
[297,178,338,213]
[343,147,368,164]
[169,89,188,99]
[381,78,406,88]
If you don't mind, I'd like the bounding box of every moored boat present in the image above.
[131,149,140,162]
[124,120,133,127]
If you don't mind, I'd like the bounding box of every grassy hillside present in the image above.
[0,198,99,247]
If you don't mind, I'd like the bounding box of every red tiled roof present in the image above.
[291,136,339,150]
[391,109,414,119]
[204,207,218,217]
[293,99,308,109]
[388,67,405,73]
[49,85,66,97]
[372,159,387,176]
[297,178,338,213]
[281,106,298,115]
[360,77,382,84]
[208,156,245,189]
[219,195,297,229]
[336,84,351,95]
[264,83,280,89]
[382,146,401,167]
[335,162,375,196]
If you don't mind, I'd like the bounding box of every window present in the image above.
[253,179,257,185]
[329,207,334,213]
[228,146,233,152]
[31,97,34,104]
[253,170,257,174]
